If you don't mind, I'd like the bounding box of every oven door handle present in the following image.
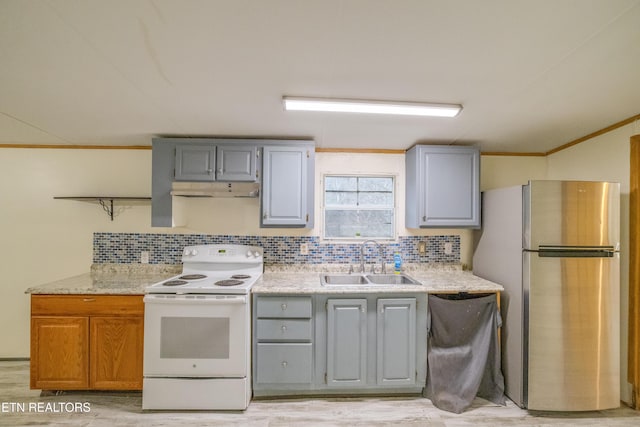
[143,295,247,304]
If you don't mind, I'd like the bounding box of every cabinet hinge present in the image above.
[306,150,310,158]
[306,214,309,222]
[324,373,327,384]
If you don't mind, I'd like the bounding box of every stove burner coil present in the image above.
[179,274,207,280]
[231,274,251,279]
[163,280,189,286]
[215,279,244,287]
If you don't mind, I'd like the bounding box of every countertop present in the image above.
[25,264,181,295]
[253,264,503,294]
[25,263,503,295]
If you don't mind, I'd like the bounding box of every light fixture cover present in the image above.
[283,97,462,117]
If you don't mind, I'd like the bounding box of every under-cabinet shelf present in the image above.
[53,197,151,221]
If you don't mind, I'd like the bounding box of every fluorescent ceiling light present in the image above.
[283,97,462,117]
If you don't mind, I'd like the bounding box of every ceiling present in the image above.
[1,0,639,153]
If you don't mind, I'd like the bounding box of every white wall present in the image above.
[480,155,547,190]
[0,148,157,357]
[546,123,636,405]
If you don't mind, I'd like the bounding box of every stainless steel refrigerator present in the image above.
[473,180,620,411]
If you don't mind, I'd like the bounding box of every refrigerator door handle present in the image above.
[537,245,615,251]
[534,245,616,258]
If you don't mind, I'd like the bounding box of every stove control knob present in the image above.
[253,251,260,258]
[191,249,198,256]
[246,250,253,258]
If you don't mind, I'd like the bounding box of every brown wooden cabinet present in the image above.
[30,316,89,389]
[30,295,144,391]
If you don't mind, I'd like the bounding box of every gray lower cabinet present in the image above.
[326,297,417,389]
[256,343,312,384]
[253,293,426,397]
[326,299,368,387]
[376,298,416,386]
[253,296,314,392]
[405,144,480,228]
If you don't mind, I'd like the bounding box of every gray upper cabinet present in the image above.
[174,143,257,182]
[261,145,314,228]
[174,144,216,181]
[405,145,480,228]
[152,138,314,228]
[376,298,416,386]
[326,299,368,387]
[216,144,258,182]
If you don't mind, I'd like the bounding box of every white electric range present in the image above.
[142,244,263,411]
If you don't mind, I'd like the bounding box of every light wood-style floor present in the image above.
[1,361,639,426]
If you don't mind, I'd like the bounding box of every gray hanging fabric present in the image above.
[423,293,506,413]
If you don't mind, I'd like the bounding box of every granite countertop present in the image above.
[25,264,181,295]
[253,263,503,294]
[25,263,503,296]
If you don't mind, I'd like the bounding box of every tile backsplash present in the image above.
[93,233,460,265]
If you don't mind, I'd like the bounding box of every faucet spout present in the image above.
[360,240,386,274]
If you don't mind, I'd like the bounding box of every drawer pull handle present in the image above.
[281,303,287,311]
[83,298,96,302]
[281,361,288,368]
[281,325,287,332]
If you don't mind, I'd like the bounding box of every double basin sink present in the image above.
[320,273,421,286]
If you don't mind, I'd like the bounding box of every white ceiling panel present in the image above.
[0,0,638,152]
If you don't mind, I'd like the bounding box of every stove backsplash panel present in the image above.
[93,233,460,265]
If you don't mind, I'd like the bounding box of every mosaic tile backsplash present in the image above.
[93,233,460,265]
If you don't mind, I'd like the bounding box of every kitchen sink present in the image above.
[365,274,420,285]
[321,274,370,285]
[320,273,421,286]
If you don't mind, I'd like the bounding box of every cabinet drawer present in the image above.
[256,296,312,318]
[31,295,144,316]
[256,343,312,384]
[256,319,312,341]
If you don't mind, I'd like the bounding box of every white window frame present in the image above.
[322,174,396,241]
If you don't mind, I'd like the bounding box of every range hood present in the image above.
[171,182,260,198]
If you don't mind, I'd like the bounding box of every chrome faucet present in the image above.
[360,240,386,274]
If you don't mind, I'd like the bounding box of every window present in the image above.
[323,175,395,240]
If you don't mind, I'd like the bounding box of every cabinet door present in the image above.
[326,299,367,387]
[376,298,416,386]
[90,316,144,390]
[256,343,313,384]
[216,144,258,182]
[261,146,308,227]
[406,145,480,228]
[174,144,216,181]
[30,317,89,390]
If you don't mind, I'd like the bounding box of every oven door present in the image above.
[143,294,249,377]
